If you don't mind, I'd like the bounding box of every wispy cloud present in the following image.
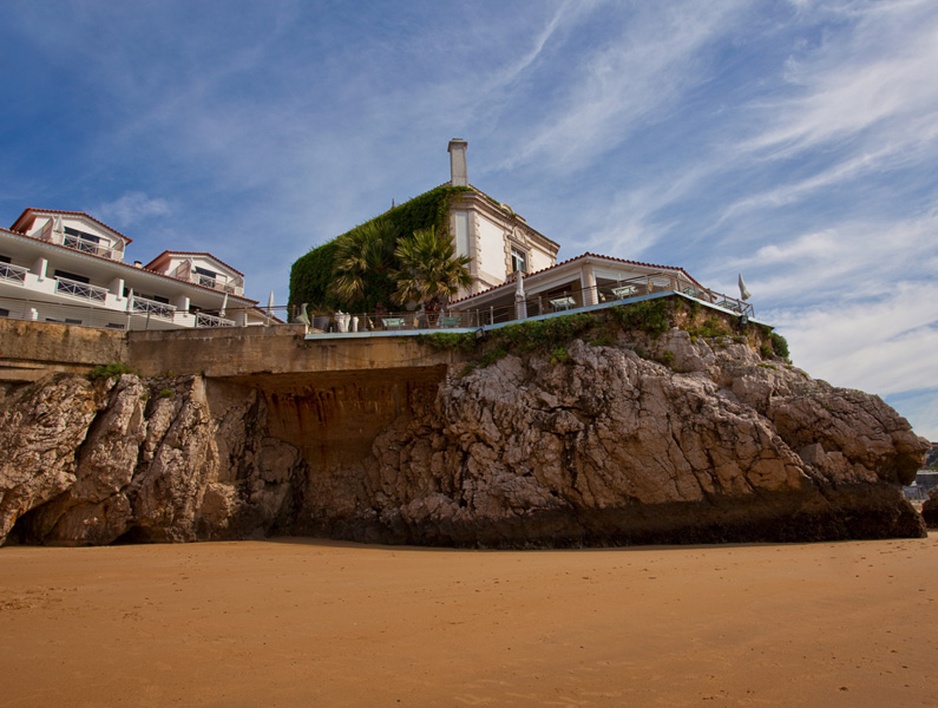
[765,281,938,396]
[495,1,752,173]
[94,193,172,230]
[1,0,934,433]
[746,1,938,160]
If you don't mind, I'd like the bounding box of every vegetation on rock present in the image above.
[87,362,134,381]
[420,296,786,372]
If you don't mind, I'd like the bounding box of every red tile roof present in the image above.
[10,208,133,243]
[448,252,706,305]
[145,250,245,277]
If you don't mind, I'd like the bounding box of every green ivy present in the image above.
[289,241,340,313]
[289,185,471,312]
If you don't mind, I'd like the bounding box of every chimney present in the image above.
[448,138,468,187]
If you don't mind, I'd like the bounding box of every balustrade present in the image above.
[55,276,107,303]
[0,262,28,283]
[131,295,176,319]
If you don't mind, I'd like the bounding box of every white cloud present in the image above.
[767,284,938,397]
[497,1,752,174]
[743,1,938,160]
[884,388,938,442]
[725,211,938,304]
[94,192,172,229]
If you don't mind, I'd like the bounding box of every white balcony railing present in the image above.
[131,295,176,319]
[195,312,236,328]
[55,276,107,303]
[171,261,243,294]
[0,262,28,284]
[61,233,121,260]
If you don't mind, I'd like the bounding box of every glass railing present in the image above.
[296,278,754,334]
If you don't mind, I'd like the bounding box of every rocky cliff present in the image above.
[0,305,929,547]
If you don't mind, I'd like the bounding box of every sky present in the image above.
[1,0,935,440]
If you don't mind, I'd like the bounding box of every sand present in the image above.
[2,534,937,707]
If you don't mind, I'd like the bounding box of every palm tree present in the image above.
[393,226,472,316]
[332,219,398,308]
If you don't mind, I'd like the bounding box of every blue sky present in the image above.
[1,0,936,439]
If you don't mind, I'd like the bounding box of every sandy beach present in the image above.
[2,534,936,707]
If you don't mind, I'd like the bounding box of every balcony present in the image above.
[195,312,236,328]
[62,233,121,260]
[0,262,28,284]
[171,261,244,295]
[55,276,107,303]
[131,295,176,320]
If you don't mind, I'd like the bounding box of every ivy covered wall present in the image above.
[289,185,471,314]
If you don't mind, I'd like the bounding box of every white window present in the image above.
[455,211,470,258]
[511,248,527,274]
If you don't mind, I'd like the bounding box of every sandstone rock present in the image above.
[0,373,308,546]
[325,334,927,546]
[29,374,149,545]
[0,374,111,544]
[0,315,928,548]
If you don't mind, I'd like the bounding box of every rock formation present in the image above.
[1,374,306,546]
[0,306,929,547]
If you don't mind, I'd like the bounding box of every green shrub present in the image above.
[769,332,790,360]
[692,317,730,339]
[608,299,673,337]
[589,333,616,347]
[88,362,133,381]
[158,388,175,399]
[478,345,509,369]
[418,331,476,352]
[549,346,572,365]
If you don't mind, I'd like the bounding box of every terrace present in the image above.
[298,282,757,339]
[32,220,125,262]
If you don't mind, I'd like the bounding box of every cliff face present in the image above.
[0,319,928,547]
[0,374,306,546]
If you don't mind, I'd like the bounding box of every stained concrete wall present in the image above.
[0,320,459,383]
[0,319,128,381]
[0,320,457,476]
[125,326,457,378]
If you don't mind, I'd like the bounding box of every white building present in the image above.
[446,139,560,299]
[447,252,724,324]
[442,140,750,324]
[0,208,267,330]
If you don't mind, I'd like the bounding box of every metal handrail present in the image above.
[297,282,755,334]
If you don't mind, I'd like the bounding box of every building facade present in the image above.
[0,208,266,330]
[446,139,560,299]
[441,141,748,322]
